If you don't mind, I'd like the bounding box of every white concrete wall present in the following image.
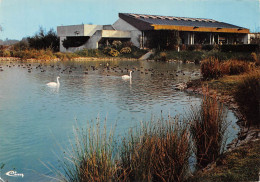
[57,25,84,37]
[85,30,102,49]
[113,18,142,47]
[59,36,67,52]
[83,25,103,36]
[101,30,131,38]
[57,24,103,37]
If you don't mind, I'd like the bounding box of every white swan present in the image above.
[47,76,60,87]
[122,71,132,79]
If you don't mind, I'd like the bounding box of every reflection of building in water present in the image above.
[57,13,250,52]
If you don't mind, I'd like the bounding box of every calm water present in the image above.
[0,60,238,181]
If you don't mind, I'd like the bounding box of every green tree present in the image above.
[27,27,59,51]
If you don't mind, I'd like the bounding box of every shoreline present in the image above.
[0,56,140,62]
[185,79,259,151]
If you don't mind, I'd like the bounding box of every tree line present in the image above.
[1,27,59,52]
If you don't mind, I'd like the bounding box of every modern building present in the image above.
[57,13,250,52]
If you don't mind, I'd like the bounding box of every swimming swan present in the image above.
[47,76,60,87]
[122,71,132,79]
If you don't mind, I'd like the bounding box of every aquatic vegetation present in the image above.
[188,88,229,169]
[58,117,192,182]
[201,58,254,80]
[119,117,191,182]
[201,58,222,80]
[57,120,118,182]
[220,60,254,75]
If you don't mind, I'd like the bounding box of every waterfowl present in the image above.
[47,76,60,87]
[122,71,132,79]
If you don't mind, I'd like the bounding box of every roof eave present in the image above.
[152,24,250,33]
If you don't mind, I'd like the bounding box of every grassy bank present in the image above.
[185,58,260,181]
[0,48,147,61]
[188,139,260,182]
[0,40,147,61]
[151,50,259,62]
[198,57,260,126]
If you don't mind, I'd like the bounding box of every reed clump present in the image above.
[58,117,192,182]
[201,58,254,80]
[59,121,118,182]
[189,88,229,169]
[234,71,260,126]
[220,59,254,75]
[119,118,191,182]
[201,58,222,80]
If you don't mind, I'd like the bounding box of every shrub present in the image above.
[251,52,260,66]
[112,40,122,49]
[201,58,254,80]
[195,45,202,51]
[201,58,222,80]
[120,47,131,54]
[202,45,214,51]
[27,27,59,52]
[220,60,253,75]
[122,41,134,48]
[189,88,228,169]
[13,40,29,51]
[220,44,259,53]
[187,45,196,51]
[103,47,111,54]
[108,48,119,57]
[76,49,102,57]
[234,71,260,126]
[55,52,67,60]
[3,50,11,57]
[180,44,187,51]
[159,51,167,61]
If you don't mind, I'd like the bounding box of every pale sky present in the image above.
[0,0,259,40]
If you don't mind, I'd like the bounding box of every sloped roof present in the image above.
[119,13,249,33]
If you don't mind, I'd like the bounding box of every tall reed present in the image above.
[59,120,118,182]
[56,116,192,182]
[201,58,222,80]
[201,58,254,80]
[189,88,228,169]
[119,117,192,182]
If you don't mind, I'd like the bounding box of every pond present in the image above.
[0,60,238,181]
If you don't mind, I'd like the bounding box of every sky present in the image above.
[0,0,259,40]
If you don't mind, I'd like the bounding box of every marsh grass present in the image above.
[201,58,255,80]
[189,87,229,169]
[201,58,222,80]
[234,71,260,126]
[56,120,119,182]
[54,116,192,182]
[119,117,192,182]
